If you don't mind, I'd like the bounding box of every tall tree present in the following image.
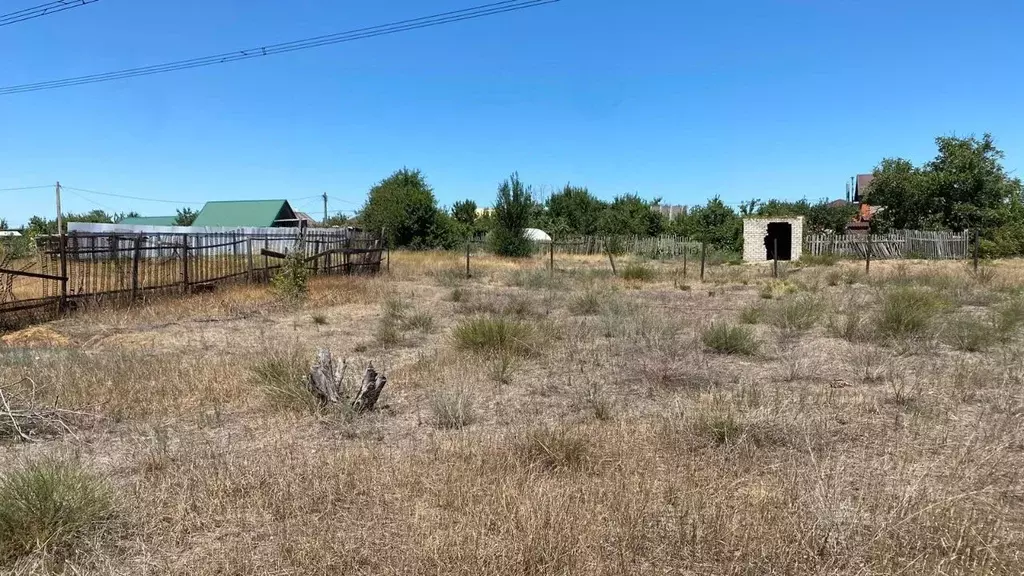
[598,194,664,237]
[360,168,443,248]
[174,208,198,226]
[546,184,605,236]
[0,218,7,230]
[489,173,534,257]
[451,200,478,227]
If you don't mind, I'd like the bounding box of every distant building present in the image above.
[293,211,318,227]
[118,216,178,226]
[192,200,300,228]
[652,204,687,220]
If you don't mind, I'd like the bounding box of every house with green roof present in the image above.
[119,215,178,226]
[191,200,299,228]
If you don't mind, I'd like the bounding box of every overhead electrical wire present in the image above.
[0,0,560,95]
[0,0,99,28]
[61,186,206,205]
[0,185,52,192]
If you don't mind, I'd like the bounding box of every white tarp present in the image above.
[523,228,551,243]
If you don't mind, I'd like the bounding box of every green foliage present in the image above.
[0,457,115,562]
[451,199,478,227]
[324,213,349,227]
[745,198,858,235]
[876,287,947,339]
[702,323,760,355]
[766,295,826,333]
[250,350,320,413]
[0,218,7,230]
[174,207,198,226]
[360,168,447,249]
[271,244,309,301]
[569,291,602,315]
[674,197,742,251]
[738,303,765,325]
[598,194,664,237]
[869,134,1023,239]
[489,173,535,257]
[451,316,536,356]
[546,184,604,236]
[944,314,996,352]
[621,262,656,282]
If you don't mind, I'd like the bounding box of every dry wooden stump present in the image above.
[308,348,387,412]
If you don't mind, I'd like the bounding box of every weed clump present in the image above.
[621,263,656,282]
[452,316,536,357]
[702,324,760,356]
[511,425,592,472]
[0,457,115,562]
[429,389,476,430]
[250,350,320,413]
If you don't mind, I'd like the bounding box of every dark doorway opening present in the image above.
[765,222,793,261]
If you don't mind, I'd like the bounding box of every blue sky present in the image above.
[3,0,1024,226]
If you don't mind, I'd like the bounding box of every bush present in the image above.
[360,168,448,249]
[271,244,308,301]
[621,263,656,282]
[945,314,996,352]
[511,425,592,472]
[569,291,601,315]
[401,311,435,333]
[876,287,947,339]
[766,295,826,333]
[451,316,536,357]
[250,350,320,413]
[489,173,534,257]
[738,304,765,325]
[429,389,476,430]
[0,457,115,562]
[702,323,760,355]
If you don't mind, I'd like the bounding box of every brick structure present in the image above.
[742,217,804,262]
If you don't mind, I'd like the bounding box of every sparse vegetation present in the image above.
[0,457,115,563]
[765,294,826,333]
[702,323,760,355]
[511,425,592,472]
[568,291,601,315]
[876,286,948,339]
[428,389,476,429]
[451,315,537,356]
[250,349,320,413]
[621,262,656,282]
[271,244,309,301]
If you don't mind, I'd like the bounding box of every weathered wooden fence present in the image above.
[805,230,971,260]
[0,228,383,330]
[555,235,700,259]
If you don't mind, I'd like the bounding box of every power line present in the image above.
[0,0,560,95]
[0,0,99,28]
[63,187,118,212]
[0,185,52,192]
[62,185,206,205]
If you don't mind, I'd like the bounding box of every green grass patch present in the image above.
[876,287,949,340]
[568,291,602,315]
[621,263,656,282]
[451,315,537,357]
[702,323,760,355]
[250,350,321,413]
[0,457,115,562]
[766,294,826,333]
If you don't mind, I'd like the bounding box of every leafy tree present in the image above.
[324,213,349,227]
[678,197,742,251]
[0,218,7,230]
[451,200,478,227]
[174,208,198,226]
[598,194,664,237]
[546,185,605,236]
[869,134,1023,234]
[359,168,443,249]
[489,173,534,257]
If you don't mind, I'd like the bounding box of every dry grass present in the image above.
[1,253,1023,574]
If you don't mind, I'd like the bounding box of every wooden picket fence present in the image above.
[805,230,971,260]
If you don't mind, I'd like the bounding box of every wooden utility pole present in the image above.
[973,229,980,273]
[700,242,706,282]
[322,192,328,225]
[682,245,688,279]
[55,181,63,234]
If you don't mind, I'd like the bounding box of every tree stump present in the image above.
[351,363,387,412]
[308,348,346,404]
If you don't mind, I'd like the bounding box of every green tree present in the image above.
[489,173,534,257]
[324,213,349,227]
[174,208,198,226]
[868,158,931,231]
[546,185,605,236]
[679,197,742,251]
[360,168,443,248]
[0,218,7,230]
[451,200,478,227]
[598,194,664,237]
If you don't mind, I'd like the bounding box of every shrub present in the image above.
[310,313,328,326]
[489,173,534,257]
[361,168,448,249]
[693,408,745,446]
[271,244,309,301]
[452,316,536,357]
[702,323,759,355]
[250,350,320,413]
[766,295,826,333]
[876,287,947,339]
[0,457,115,562]
[827,306,870,342]
[799,253,839,267]
[429,389,476,430]
[503,295,539,318]
[511,425,592,472]
[569,291,602,315]
[993,296,1024,340]
[738,304,764,325]
[401,311,436,333]
[489,353,518,386]
[945,314,996,352]
[621,263,656,282]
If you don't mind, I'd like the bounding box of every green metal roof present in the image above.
[119,216,178,226]
[192,200,297,227]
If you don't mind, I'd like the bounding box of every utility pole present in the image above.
[322,192,329,225]
[55,181,63,234]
